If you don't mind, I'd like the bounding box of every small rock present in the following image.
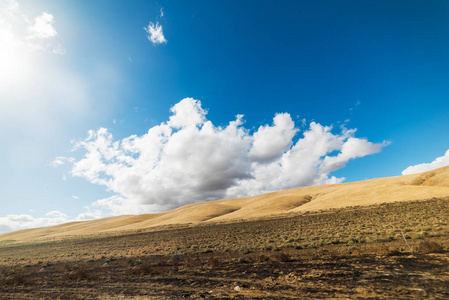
[234,285,241,292]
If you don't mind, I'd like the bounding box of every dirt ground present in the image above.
[1,248,448,299]
[1,199,448,299]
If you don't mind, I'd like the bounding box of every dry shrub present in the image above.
[209,257,220,269]
[64,263,91,281]
[170,252,184,265]
[258,254,270,262]
[118,259,131,268]
[374,244,402,256]
[273,252,291,262]
[418,241,444,254]
[151,266,168,275]
[385,247,402,256]
[127,261,152,276]
[0,267,30,287]
[238,257,249,263]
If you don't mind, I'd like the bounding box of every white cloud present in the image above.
[0,210,68,234]
[144,21,167,45]
[320,136,388,174]
[52,156,75,167]
[74,207,104,221]
[0,1,63,53]
[249,113,298,162]
[402,149,449,175]
[27,12,56,40]
[66,98,387,215]
[46,210,68,218]
[168,97,206,128]
[0,208,107,233]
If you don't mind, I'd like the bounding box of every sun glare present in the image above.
[0,27,33,88]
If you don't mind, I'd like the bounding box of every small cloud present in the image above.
[160,8,164,18]
[27,12,57,40]
[52,43,66,55]
[46,210,68,218]
[349,100,361,111]
[144,22,167,45]
[402,149,449,175]
[72,195,79,199]
[52,156,75,167]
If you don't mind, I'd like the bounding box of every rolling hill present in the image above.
[2,166,449,242]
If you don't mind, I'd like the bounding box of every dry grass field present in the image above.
[0,197,448,299]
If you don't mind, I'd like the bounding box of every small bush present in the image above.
[258,254,270,262]
[127,261,152,276]
[209,257,220,268]
[64,263,91,281]
[386,248,402,256]
[418,241,444,254]
[2,268,28,286]
[273,252,291,262]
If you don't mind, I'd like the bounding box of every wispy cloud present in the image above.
[52,43,66,55]
[0,211,68,234]
[64,98,387,215]
[144,21,167,45]
[52,156,75,167]
[402,149,449,175]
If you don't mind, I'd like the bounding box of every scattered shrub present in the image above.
[418,241,444,254]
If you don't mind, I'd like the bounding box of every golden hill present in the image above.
[2,166,449,242]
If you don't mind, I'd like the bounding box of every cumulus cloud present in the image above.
[0,210,68,234]
[27,12,57,40]
[144,21,166,45]
[0,0,64,53]
[402,149,449,175]
[249,113,298,162]
[64,98,387,215]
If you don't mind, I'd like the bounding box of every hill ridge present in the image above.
[2,165,449,242]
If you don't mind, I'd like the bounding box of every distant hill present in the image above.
[2,166,449,242]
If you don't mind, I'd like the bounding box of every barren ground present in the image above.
[1,198,448,299]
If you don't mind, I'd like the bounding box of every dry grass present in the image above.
[0,198,448,298]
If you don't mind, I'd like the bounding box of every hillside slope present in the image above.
[2,166,449,242]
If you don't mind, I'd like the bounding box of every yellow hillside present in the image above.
[2,166,449,242]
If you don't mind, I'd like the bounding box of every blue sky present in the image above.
[1,0,449,233]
